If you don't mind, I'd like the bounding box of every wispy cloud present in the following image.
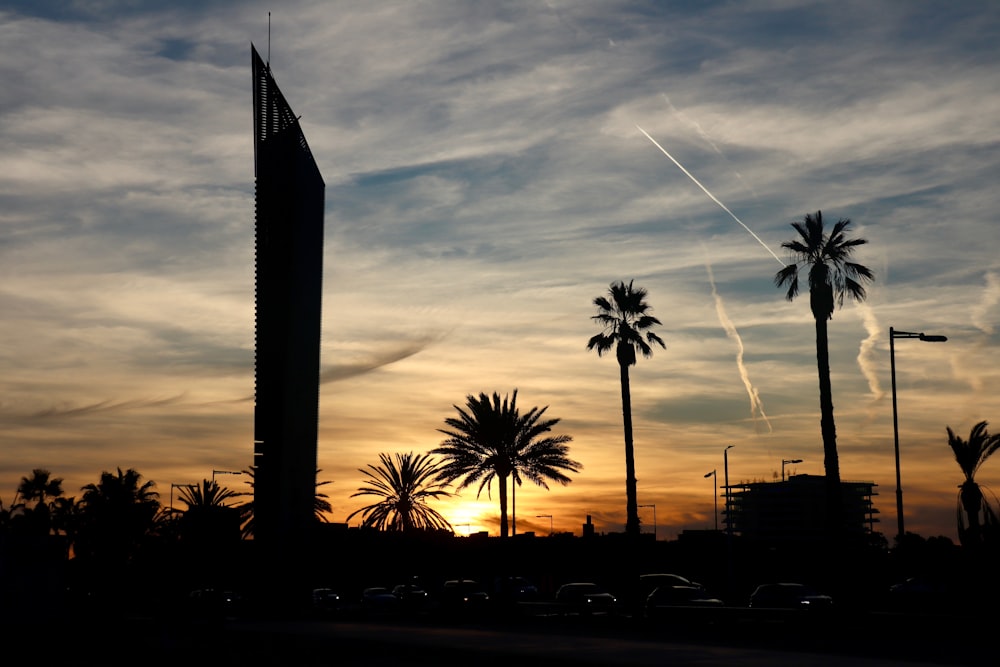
[971,271,999,335]
[705,261,771,433]
[856,302,884,401]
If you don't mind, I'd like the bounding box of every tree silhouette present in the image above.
[177,479,245,509]
[76,467,160,565]
[434,390,579,538]
[16,468,63,507]
[587,280,665,536]
[774,212,873,534]
[947,421,1000,549]
[347,452,453,533]
[237,466,332,538]
[176,479,245,546]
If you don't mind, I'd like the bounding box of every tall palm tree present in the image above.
[433,390,579,538]
[774,212,873,534]
[587,280,665,536]
[947,421,1000,549]
[347,452,453,533]
[16,468,64,507]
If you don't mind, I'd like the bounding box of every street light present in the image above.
[782,459,803,482]
[536,514,553,536]
[724,445,735,585]
[704,470,718,531]
[212,469,243,482]
[890,327,947,541]
[638,504,657,540]
[723,446,734,539]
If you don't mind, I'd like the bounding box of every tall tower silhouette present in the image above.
[251,43,324,587]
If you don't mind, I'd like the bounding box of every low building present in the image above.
[726,474,879,545]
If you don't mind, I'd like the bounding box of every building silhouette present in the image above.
[251,44,325,582]
[727,474,880,545]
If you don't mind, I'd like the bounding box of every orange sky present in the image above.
[2,2,999,544]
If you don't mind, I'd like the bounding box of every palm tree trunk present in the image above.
[620,361,640,537]
[960,481,982,547]
[499,472,509,538]
[814,315,843,536]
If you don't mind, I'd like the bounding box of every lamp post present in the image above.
[638,504,657,540]
[704,470,718,531]
[724,445,735,585]
[212,469,243,482]
[723,446,734,538]
[536,514,553,536]
[890,327,947,541]
[781,459,803,482]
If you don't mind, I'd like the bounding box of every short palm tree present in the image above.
[177,479,245,509]
[237,466,332,538]
[433,390,579,538]
[774,212,873,534]
[347,452,453,533]
[177,479,246,543]
[16,468,64,507]
[587,280,665,536]
[947,421,1000,549]
[77,467,160,564]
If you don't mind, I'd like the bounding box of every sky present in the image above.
[1,0,998,542]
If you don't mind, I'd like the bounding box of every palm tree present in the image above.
[347,452,453,533]
[177,479,245,509]
[947,421,1000,549]
[16,468,64,507]
[177,479,246,544]
[237,466,332,538]
[774,212,873,534]
[433,390,580,538]
[77,467,160,564]
[587,280,665,536]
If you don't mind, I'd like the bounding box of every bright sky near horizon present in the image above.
[2,1,998,543]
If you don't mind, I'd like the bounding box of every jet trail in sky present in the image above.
[855,302,884,400]
[636,125,785,267]
[706,261,772,433]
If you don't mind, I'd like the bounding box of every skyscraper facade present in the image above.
[251,44,325,563]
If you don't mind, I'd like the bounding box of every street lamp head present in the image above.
[786,459,803,464]
[918,334,947,342]
[704,471,715,478]
[725,444,734,451]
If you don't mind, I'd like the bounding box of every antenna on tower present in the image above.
[267,12,271,67]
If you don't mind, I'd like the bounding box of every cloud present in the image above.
[971,271,1000,335]
[705,261,771,433]
[856,302,884,401]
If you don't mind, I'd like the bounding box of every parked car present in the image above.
[312,588,342,615]
[555,582,617,615]
[361,586,400,614]
[440,579,490,611]
[392,583,432,612]
[748,583,833,609]
[492,576,540,604]
[887,574,968,610]
[645,584,724,616]
[639,573,705,595]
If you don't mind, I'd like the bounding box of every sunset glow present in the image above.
[2,2,998,545]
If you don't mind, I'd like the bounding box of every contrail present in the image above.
[636,125,784,266]
[855,302,884,400]
[706,261,772,433]
[972,270,999,335]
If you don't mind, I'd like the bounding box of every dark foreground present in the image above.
[18,607,988,667]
